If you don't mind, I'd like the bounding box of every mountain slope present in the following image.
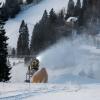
[5,0,72,48]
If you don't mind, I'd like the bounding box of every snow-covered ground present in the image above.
[26,84,100,100]
[2,0,100,99]
[5,0,78,48]
[0,83,100,100]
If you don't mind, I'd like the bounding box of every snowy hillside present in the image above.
[5,0,78,48]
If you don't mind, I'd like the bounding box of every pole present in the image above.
[29,66,31,89]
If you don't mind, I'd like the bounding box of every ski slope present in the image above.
[5,0,79,48]
[0,83,100,100]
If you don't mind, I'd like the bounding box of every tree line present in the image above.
[16,0,81,57]
[16,8,66,57]
[16,0,100,57]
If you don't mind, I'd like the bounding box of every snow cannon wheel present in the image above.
[25,79,30,83]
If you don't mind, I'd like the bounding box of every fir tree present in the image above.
[78,0,88,25]
[30,9,56,55]
[49,8,57,23]
[41,10,48,23]
[65,0,75,19]
[57,10,65,25]
[30,10,48,55]
[74,0,81,17]
[27,0,33,4]
[5,0,20,18]
[17,20,29,57]
[0,5,8,21]
[19,20,25,33]
[11,48,16,57]
[82,0,88,10]
[30,23,40,55]
[0,9,11,82]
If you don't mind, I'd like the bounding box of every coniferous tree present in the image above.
[78,0,88,25]
[57,10,65,25]
[74,0,81,17]
[49,8,57,23]
[11,48,16,57]
[30,23,40,55]
[26,0,33,4]
[0,9,11,82]
[17,20,29,57]
[41,10,48,23]
[5,0,20,18]
[82,0,88,11]
[0,5,8,21]
[65,0,75,19]
[30,9,57,55]
[19,20,25,32]
[30,10,49,54]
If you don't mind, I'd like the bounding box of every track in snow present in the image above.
[0,84,81,100]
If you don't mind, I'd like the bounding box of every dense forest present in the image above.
[0,0,43,20]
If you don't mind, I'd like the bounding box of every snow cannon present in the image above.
[25,57,40,83]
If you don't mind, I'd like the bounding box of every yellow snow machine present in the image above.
[25,58,39,83]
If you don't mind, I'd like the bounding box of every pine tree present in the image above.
[30,10,49,55]
[30,23,40,55]
[82,0,88,10]
[0,5,8,21]
[19,20,25,33]
[65,0,75,19]
[49,8,57,23]
[41,10,48,23]
[0,9,11,82]
[30,9,56,55]
[27,0,33,4]
[17,20,29,57]
[77,0,88,25]
[57,10,65,25]
[74,0,81,17]
[5,0,20,18]
[11,48,16,57]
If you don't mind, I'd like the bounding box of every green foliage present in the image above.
[0,14,11,82]
[17,20,30,57]
[65,0,75,19]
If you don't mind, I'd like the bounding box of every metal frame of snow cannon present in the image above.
[25,68,37,83]
[25,57,39,83]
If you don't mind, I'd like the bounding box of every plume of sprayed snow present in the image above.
[37,35,100,81]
